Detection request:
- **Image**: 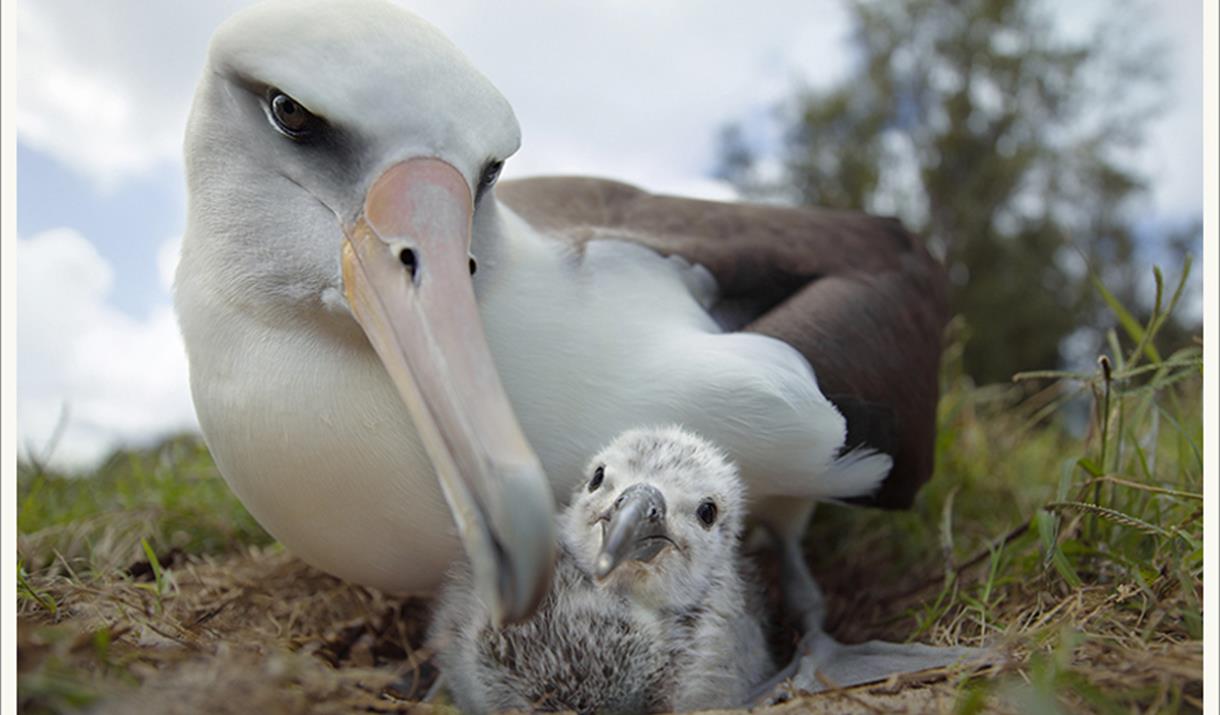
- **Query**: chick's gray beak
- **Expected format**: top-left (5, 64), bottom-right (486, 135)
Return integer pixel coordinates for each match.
top-left (595, 483), bottom-right (670, 578)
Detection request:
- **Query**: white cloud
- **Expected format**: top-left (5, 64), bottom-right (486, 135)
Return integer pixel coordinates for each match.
top-left (1138, 3), bottom-right (1203, 220)
top-left (1048, 1), bottom-right (1202, 221)
top-left (16, 0), bottom-right (248, 188)
top-left (421, 0), bottom-right (854, 197)
top-left (17, 229), bottom-right (197, 470)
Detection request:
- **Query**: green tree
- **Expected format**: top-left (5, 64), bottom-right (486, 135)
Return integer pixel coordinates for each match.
top-left (718, 0), bottom-right (1178, 384)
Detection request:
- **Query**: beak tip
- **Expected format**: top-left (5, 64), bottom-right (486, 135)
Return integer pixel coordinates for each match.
top-left (595, 554), bottom-right (614, 578)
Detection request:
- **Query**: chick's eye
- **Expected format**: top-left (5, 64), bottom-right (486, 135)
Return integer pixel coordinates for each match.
top-left (268, 90), bottom-right (317, 138)
top-left (479, 160), bottom-right (503, 189)
top-left (588, 465), bottom-right (605, 492)
top-left (696, 500), bottom-right (718, 527)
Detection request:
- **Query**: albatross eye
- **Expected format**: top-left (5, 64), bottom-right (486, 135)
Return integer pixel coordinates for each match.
top-left (588, 465), bottom-right (605, 492)
top-left (696, 500), bottom-right (718, 527)
top-left (268, 90), bottom-right (318, 139)
top-left (479, 160), bottom-right (503, 190)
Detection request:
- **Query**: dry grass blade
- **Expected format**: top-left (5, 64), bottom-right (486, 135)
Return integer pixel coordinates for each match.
top-left (1043, 501), bottom-right (1178, 540)
top-left (1080, 475), bottom-right (1202, 501)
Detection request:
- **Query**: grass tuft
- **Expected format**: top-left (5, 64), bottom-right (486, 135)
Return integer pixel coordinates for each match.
top-left (17, 434), bottom-right (272, 579)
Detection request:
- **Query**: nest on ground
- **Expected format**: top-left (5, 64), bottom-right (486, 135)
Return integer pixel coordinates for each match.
top-left (18, 543), bottom-right (1201, 714)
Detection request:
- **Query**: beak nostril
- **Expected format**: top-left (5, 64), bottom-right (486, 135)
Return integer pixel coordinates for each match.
top-left (469, 257), bottom-right (478, 275)
top-left (398, 247), bottom-right (417, 276)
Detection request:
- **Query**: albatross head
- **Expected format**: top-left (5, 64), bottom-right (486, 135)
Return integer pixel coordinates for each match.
top-left (179, 0), bottom-right (553, 624)
top-left (562, 427), bottom-right (748, 610)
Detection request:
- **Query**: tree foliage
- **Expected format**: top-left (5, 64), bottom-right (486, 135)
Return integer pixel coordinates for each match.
top-left (718, 0), bottom-right (1185, 384)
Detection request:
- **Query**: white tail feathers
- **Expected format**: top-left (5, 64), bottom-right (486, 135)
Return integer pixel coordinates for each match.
top-left (814, 448), bottom-right (893, 501)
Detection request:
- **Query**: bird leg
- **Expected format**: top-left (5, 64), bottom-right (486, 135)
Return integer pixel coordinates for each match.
top-left (748, 500), bottom-right (990, 705)
top-left (777, 518), bottom-right (828, 634)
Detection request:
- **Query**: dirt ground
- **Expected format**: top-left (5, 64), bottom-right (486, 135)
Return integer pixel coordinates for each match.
top-left (18, 532), bottom-right (1202, 714)
top-left (18, 545), bottom-right (1019, 714)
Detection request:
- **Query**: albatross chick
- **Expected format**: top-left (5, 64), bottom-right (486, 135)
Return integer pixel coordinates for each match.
top-left (430, 426), bottom-right (771, 713)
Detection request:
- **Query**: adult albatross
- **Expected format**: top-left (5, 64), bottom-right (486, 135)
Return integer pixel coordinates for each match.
top-left (177, 0), bottom-right (955, 689)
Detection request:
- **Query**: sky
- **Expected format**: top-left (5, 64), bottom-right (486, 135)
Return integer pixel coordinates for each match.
top-left (14, 0), bottom-right (1205, 469)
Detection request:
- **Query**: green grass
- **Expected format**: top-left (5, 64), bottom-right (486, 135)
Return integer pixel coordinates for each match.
top-left (16, 261), bottom-right (1203, 713)
top-left (17, 434), bottom-right (272, 578)
top-left (809, 260), bottom-right (1203, 712)
top-left (17, 437), bottom-right (276, 713)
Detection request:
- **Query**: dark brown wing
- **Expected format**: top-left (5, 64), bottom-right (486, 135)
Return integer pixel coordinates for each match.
top-left (496, 177), bottom-right (948, 509)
